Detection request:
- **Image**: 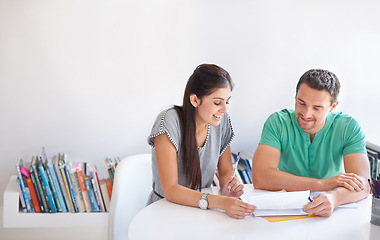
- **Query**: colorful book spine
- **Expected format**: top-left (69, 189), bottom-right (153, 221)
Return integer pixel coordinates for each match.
top-left (55, 154), bottom-right (71, 212)
top-left (38, 159), bottom-right (57, 213)
top-left (31, 157), bottom-right (48, 213)
top-left (91, 177), bottom-right (104, 212)
top-left (49, 163), bottom-right (68, 212)
top-left (103, 158), bottom-right (115, 184)
top-left (99, 179), bottom-right (110, 211)
top-left (21, 175), bottom-right (35, 212)
top-left (29, 167), bottom-right (44, 213)
top-left (86, 178), bottom-right (99, 212)
top-left (22, 168), bottom-right (41, 213)
top-left (16, 162), bottom-right (31, 213)
top-left (58, 160), bottom-right (75, 213)
top-left (243, 159), bottom-right (253, 184)
top-left (238, 169), bottom-right (249, 184)
top-left (105, 178), bottom-right (113, 199)
top-left (45, 165), bottom-right (63, 212)
top-left (76, 165), bottom-right (92, 212)
top-left (63, 165), bottom-right (79, 212)
top-left (88, 165), bottom-right (106, 212)
top-left (16, 176), bottom-right (27, 213)
top-left (69, 167), bottom-right (85, 212)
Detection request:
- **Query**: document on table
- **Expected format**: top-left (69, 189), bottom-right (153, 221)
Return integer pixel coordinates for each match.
top-left (240, 190), bottom-right (310, 217)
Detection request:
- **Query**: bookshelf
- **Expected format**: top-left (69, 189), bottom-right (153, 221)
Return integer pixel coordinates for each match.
top-left (3, 175), bottom-right (108, 228)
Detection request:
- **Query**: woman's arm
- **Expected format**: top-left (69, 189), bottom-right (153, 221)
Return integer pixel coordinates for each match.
top-left (154, 133), bottom-right (202, 206)
top-left (154, 133), bottom-right (255, 219)
top-left (217, 146), bottom-right (244, 197)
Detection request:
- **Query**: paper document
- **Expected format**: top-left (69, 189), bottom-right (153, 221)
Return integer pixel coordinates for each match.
top-left (240, 190), bottom-right (310, 217)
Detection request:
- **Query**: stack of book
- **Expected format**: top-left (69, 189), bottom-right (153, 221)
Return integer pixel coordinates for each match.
top-left (102, 156), bottom-right (120, 186)
top-left (16, 147), bottom-right (116, 213)
top-left (367, 146), bottom-right (380, 181)
top-left (212, 151), bottom-right (253, 187)
top-left (232, 151), bottom-right (253, 184)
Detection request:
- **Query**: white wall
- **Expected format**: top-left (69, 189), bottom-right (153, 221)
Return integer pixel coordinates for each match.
top-left (1, 0), bottom-right (380, 207)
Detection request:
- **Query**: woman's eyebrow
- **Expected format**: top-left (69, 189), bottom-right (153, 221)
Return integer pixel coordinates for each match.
top-left (213, 96), bottom-right (231, 101)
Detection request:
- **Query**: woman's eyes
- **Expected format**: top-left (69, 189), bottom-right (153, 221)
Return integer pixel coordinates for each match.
top-left (214, 101), bottom-right (230, 106)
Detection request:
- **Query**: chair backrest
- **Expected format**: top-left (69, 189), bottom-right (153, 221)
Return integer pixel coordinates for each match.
top-left (107, 153), bottom-right (152, 240)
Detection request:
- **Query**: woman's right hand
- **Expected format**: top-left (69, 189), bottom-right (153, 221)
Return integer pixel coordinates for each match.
top-left (222, 197), bottom-right (256, 219)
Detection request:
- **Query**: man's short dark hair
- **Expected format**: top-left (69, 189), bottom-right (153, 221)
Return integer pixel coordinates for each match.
top-left (296, 69), bottom-right (341, 105)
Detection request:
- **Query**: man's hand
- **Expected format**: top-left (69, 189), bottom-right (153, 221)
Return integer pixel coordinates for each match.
top-left (302, 193), bottom-right (337, 217)
top-left (320, 173), bottom-right (365, 192)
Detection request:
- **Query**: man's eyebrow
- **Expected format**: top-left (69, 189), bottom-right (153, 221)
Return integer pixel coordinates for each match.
top-left (296, 97), bottom-right (305, 103)
top-left (313, 105), bottom-right (324, 109)
top-left (297, 97), bottom-right (324, 108)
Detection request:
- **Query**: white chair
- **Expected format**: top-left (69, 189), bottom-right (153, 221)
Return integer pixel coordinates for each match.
top-left (107, 153), bottom-right (152, 240)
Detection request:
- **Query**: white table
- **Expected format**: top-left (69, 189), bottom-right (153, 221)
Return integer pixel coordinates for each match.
top-left (129, 185), bottom-right (380, 240)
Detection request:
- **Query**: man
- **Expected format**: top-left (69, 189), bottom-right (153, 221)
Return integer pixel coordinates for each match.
top-left (252, 69), bottom-right (370, 217)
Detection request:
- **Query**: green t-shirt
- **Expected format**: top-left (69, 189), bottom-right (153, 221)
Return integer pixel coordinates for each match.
top-left (259, 109), bottom-right (366, 179)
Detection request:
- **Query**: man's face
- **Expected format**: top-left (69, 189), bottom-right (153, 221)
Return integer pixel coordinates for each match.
top-left (295, 83), bottom-right (338, 136)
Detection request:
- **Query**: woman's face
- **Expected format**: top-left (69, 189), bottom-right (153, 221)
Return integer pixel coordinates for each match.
top-left (192, 87), bottom-right (231, 127)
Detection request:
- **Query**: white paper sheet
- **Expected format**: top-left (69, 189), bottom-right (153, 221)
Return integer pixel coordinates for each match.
top-left (240, 190), bottom-right (310, 216)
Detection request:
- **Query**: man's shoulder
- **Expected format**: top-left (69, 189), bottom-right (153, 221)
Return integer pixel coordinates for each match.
top-left (267, 109), bottom-right (294, 122)
top-left (328, 111), bottom-right (360, 126)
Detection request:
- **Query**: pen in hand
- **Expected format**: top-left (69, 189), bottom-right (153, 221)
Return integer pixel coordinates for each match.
top-left (229, 152), bottom-right (241, 192)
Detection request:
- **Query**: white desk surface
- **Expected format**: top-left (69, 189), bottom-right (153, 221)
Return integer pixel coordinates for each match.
top-left (129, 185), bottom-right (380, 240)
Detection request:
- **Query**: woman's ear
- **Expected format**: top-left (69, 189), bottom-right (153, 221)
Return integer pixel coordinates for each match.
top-left (190, 94), bottom-right (199, 108)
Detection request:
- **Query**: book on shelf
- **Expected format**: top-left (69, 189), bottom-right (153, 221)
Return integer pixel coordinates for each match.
top-left (21, 166), bottom-right (41, 213)
top-left (103, 157), bottom-right (116, 185)
top-left (242, 158), bottom-right (252, 183)
top-left (29, 164), bottom-right (44, 213)
top-left (99, 179), bottom-right (110, 211)
top-left (31, 156), bottom-right (48, 213)
top-left (58, 154), bottom-right (76, 212)
top-left (232, 151), bottom-right (253, 184)
top-left (16, 176), bottom-right (26, 212)
top-left (62, 159), bottom-right (79, 212)
top-left (76, 162), bottom-right (92, 212)
top-left (40, 148), bottom-right (64, 212)
top-left (68, 163), bottom-right (86, 212)
top-left (367, 149), bottom-right (379, 180)
top-left (86, 177), bottom-right (100, 212)
top-left (88, 163), bottom-right (106, 212)
top-left (105, 178), bottom-right (113, 199)
top-left (14, 147), bottom-right (117, 213)
top-left (212, 171), bottom-right (220, 187)
top-left (16, 159), bottom-right (33, 213)
top-left (38, 155), bottom-right (57, 213)
top-left (46, 156), bottom-right (68, 212)
top-left (55, 154), bottom-right (73, 212)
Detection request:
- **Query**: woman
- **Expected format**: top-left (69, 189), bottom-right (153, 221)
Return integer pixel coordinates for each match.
top-left (147, 64), bottom-right (255, 219)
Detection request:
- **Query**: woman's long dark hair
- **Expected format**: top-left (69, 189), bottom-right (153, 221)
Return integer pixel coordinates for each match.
top-left (174, 64), bottom-right (233, 190)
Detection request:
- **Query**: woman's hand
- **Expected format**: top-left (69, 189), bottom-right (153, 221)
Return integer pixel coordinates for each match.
top-left (221, 176), bottom-right (244, 198)
top-left (222, 197), bottom-right (256, 219)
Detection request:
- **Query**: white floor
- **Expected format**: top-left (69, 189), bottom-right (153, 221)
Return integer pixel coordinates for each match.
top-left (1, 206), bottom-right (107, 240)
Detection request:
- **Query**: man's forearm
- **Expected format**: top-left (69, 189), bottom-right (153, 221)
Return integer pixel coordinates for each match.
top-left (253, 168), bottom-right (324, 192)
top-left (328, 179), bottom-right (370, 207)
